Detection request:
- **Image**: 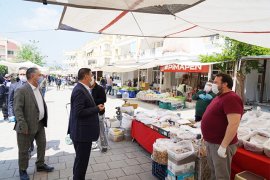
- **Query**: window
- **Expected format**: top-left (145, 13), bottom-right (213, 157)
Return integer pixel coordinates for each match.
top-left (7, 50), bottom-right (14, 55)
top-left (88, 59), bottom-right (96, 65)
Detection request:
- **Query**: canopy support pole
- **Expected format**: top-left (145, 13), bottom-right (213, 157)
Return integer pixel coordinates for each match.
top-left (260, 59), bottom-right (267, 103)
top-left (159, 70), bottom-right (162, 93)
top-left (137, 69), bottom-right (140, 89)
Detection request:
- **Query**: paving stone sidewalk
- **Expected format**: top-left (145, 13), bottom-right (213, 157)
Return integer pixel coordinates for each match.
top-left (0, 86), bottom-right (158, 180)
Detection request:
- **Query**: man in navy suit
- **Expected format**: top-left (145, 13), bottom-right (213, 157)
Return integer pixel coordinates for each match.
top-left (68, 68), bottom-right (104, 180)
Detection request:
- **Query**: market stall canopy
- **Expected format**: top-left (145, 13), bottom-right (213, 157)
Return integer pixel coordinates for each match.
top-left (28, 0), bottom-right (270, 48)
top-left (0, 61), bottom-right (48, 74)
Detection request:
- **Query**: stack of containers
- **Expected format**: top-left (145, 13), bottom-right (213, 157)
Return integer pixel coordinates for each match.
top-left (166, 140), bottom-right (196, 180)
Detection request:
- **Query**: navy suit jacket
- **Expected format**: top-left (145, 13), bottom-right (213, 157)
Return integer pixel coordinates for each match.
top-left (68, 83), bottom-right (100, 142)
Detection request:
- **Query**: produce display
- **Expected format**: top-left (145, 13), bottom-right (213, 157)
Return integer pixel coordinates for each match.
top-left (136, 90), bottom-right (171, 101)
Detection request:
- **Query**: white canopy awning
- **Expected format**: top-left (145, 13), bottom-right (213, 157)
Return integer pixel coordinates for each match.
top-left (39, 0), bottom-right (270, 48)
top-left (0, 61), bottom-right (48, 74)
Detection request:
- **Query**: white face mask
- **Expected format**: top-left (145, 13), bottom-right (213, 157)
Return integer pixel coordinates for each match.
top-left (212, 84), bottom-right (219, 94)
top-left (19, 75), bottom-right (27, 82)
top-left (90, 78), bottom-right (95, 87)
top-left (204, 84), bottom-right (212, 93)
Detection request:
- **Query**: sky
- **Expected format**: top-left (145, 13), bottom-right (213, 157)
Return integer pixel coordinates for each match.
top-left (0, 0), bottom-right (99, 67)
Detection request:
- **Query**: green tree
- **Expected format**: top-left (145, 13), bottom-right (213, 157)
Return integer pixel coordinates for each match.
top-left (16, 43), bottom-right (45, 66)
top-left (200, 38), bottom-right (270, 102)
top-left (0, 65), bottom-right (8, 76)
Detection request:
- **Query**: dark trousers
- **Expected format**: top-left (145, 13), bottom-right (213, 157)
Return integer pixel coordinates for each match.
top-left (17, 122), bottom-right (46, 170)
top-left (0, 94), bottom-right (8, 118)
top-left (73, 141), bottom-right (92, 180)
top-left (106, 86), bottom-right (112, 95)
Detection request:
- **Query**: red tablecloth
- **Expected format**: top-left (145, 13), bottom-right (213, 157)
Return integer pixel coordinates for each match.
top-left (232, 147), bottom-right (270, 179)
top-left (131, 120), bottom-right (166, 153)
top-left (131, 120), bottom-right (270, 179)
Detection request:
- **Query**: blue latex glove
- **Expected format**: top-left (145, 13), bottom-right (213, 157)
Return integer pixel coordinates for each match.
top-left (199, 94), bottom-right (206, 100)
top-left (205, 94), bottom-right (213, 100)
top-left (8, 116), bottom-right (16, 122)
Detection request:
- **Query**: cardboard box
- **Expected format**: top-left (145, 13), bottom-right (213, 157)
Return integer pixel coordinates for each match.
top-left (235, 171), bottom-right (266, 180)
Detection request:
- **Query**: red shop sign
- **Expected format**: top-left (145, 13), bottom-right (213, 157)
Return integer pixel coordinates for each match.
top-left (160, 64), bottom-right (209, 73)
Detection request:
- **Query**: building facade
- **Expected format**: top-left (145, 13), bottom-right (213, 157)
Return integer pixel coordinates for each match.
top-left (0, 38), bottom-right (21, 62)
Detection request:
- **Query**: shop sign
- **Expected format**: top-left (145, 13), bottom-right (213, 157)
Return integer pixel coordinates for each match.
top-left (160, 64), bottom-right (209, 73)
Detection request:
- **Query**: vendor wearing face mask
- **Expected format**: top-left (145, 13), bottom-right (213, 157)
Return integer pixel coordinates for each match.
top-left (201, 73), bottom-right (243, 180)
top-left (192, 81), bottom-right (216, 122)
top-left (8, 67), bottom-right (28, 122)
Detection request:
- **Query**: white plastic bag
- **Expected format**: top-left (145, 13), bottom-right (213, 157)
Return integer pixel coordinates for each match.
top-left (121, 113), bottom-right (133, 129)
top-left (243, 131), bottom-right (270, 154)
top-left (263, 139), bottom-right (270, 157)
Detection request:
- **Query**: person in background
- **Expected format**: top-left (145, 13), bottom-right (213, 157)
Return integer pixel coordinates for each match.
top-left (61, 77), bottom-right (66, 89)
top-left (100, 77), bottom-right (106, 89)
top-left (2, 74), bottom-right (11, 121)
top-left (14, 68), bottom-right (54, 180)
top-left (106, 76), bottom-right (113, 95)
top-left (201, 73), bottom-right (243, 180)
top-left (90, 76), bottom-right (107, 150)
top-left (56, 77), bottom-right (62, 91)
top-left (8, 67), bottom-right (28, 123)
top-left (128, 80), bottom-right (132, 87)
top-left (39, 74), bottom-right (47, 97)
top-left (48, 75), bottom-right (52, 86)
top-left (68, 68), bottom-right (104, 180)
top-left (0, 76), bottom-right (6, 121)
top-left (192, 81), bottom-right (215, 122)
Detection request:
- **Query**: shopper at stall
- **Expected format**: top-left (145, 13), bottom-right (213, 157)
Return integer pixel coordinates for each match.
top-left (90, 76), bottom-right (107, 150)
top-left (201, 73), bottom-right (243, 180)
top-left (14, 68), bottom-right (54, 180)
top-left (106, 76), bottom-right (113, 95)
top-left (68, 68), bottom-right (104, 180)
top-left (192, 81), bottom-right (215, 122)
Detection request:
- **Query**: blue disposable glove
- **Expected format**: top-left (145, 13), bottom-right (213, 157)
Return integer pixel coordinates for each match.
top-left (199, 94), bottom-right (206, 100)
top-left (8, 116), bottom-right (16, 122)
top-left (205, 94), bottom-right (213, 100)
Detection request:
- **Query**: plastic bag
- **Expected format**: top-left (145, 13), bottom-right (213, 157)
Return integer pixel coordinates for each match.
top-left (237, 127), bottom-right (252, 147)
top-left (152, 138), bottom-right (174, 165)
top-left (65, 134), bottom-right (73, 145)
top-left (263, 139), bottom-right (270, 157)
top-left (121, 113), bottom-right (133, 129)
top-left (243, 131), bottom-right (270, 154)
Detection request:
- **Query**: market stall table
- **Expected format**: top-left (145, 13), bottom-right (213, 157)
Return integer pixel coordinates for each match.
top-left (131, 119), bottom-right (270, 179)
top-left (131, 120), bottom-right (166, 153)
top-left (231, 147), bottom-right (270, 179)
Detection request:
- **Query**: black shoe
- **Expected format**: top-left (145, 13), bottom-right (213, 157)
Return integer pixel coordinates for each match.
top-left (19, 170), bottom-right (29, 180)
top-left (36, 164), bottom-right (54, 172)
